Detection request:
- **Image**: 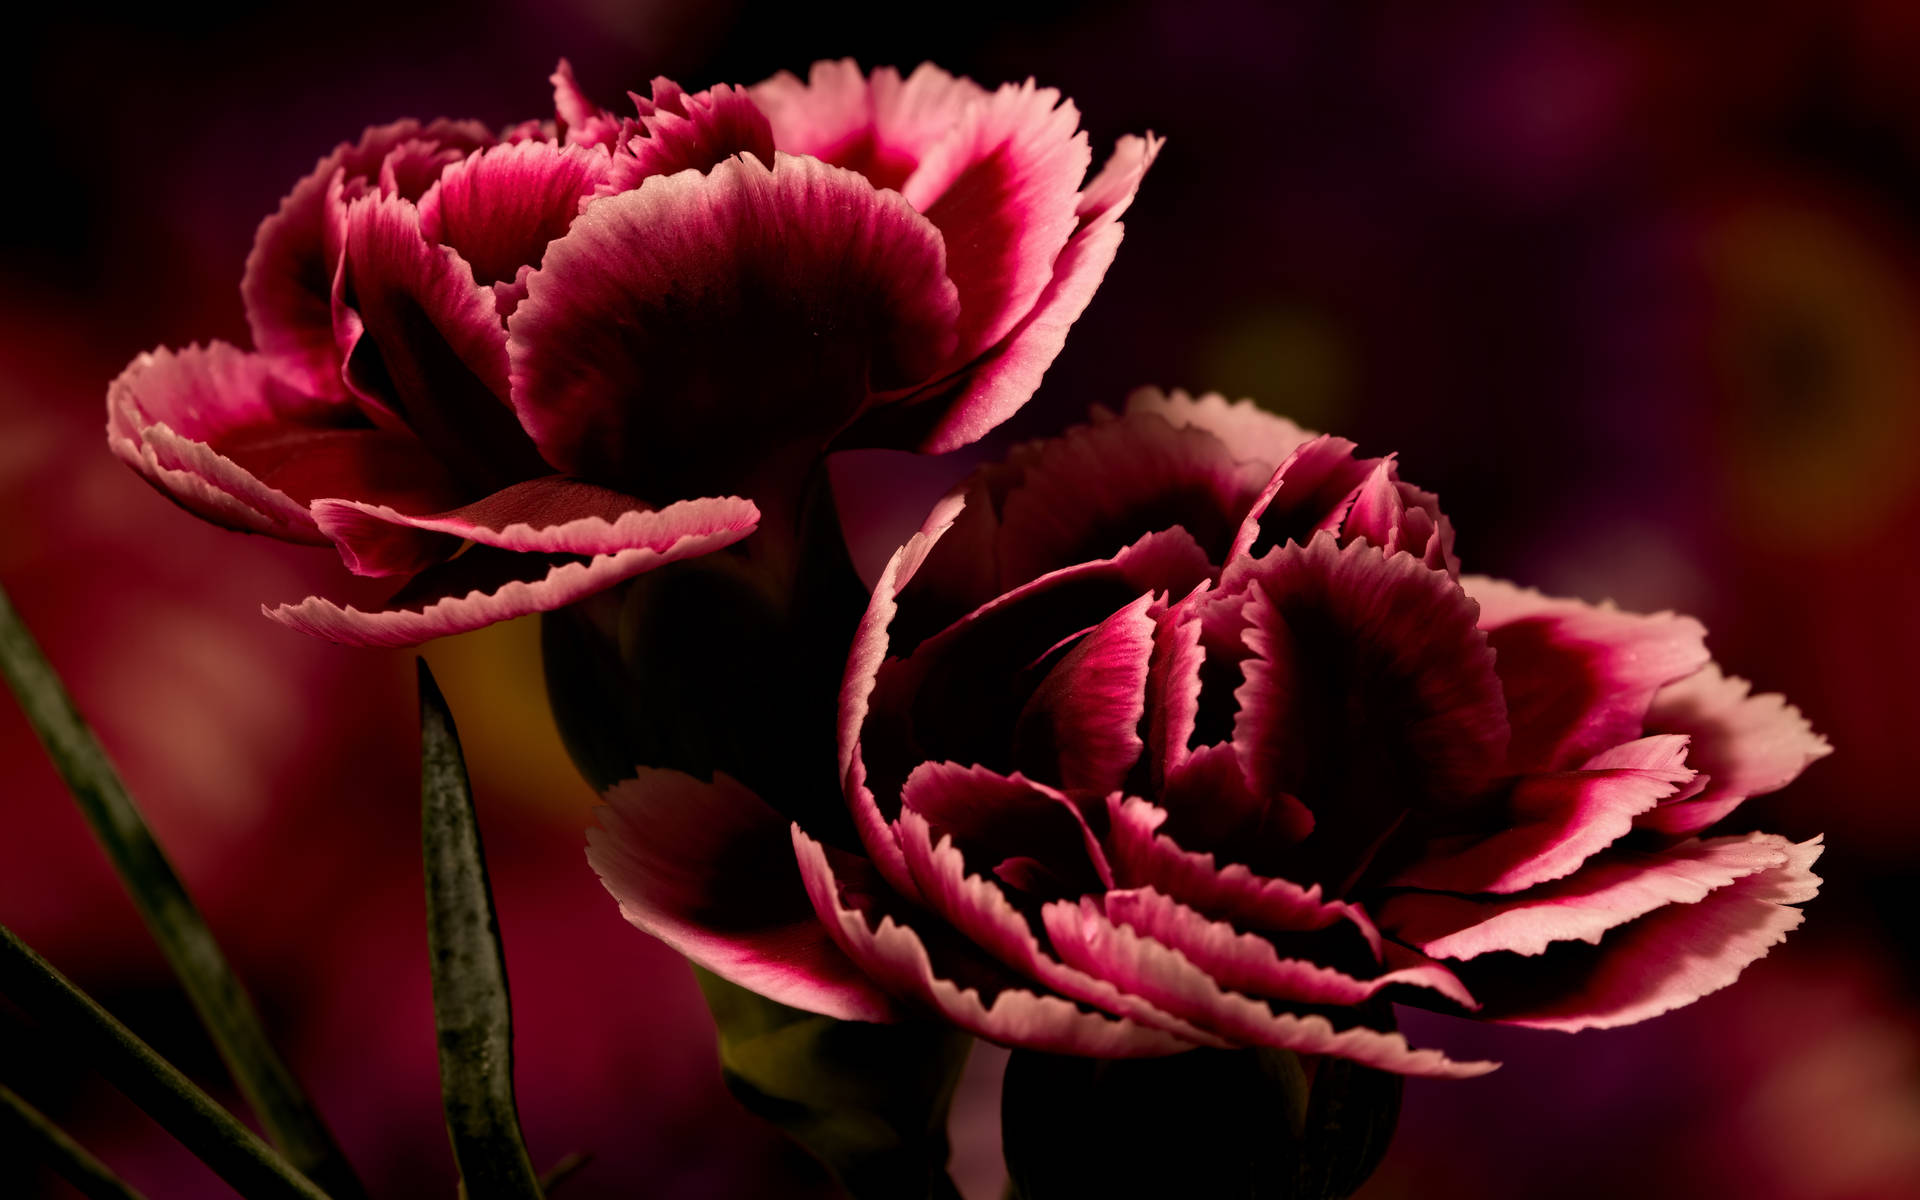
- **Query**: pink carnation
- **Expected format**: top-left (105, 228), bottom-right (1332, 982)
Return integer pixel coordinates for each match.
top-left (106, 60), bottom-right (1154, 647)
top-left (590, 390), bottom-right (1829, 1076)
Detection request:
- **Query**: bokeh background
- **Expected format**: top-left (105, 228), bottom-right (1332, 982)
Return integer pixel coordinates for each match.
top-left (5, 1), bottom-right (1918, 1195)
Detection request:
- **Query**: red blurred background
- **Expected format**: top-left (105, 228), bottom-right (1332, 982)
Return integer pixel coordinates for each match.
top-left (5, 2), bottom-right (1917, 1195)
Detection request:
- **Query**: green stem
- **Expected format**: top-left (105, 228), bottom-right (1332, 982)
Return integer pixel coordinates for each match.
top-left (0, 925), bottom-right (328, 1200)
top-left (419, 661), bottom-right (543, 1200)
top-left (0, 1080), bottom-right (149, 1200)
top-left (0, 584), bottom-right (363, 1200)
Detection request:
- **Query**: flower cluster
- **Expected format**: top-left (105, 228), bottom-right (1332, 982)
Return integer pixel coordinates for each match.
top-left (107, 60), bottom-right (1154, 647)
top-left (591, 390), bottom-right (1828, 1074)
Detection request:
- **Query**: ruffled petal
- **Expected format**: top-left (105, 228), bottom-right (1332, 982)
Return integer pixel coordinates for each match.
top-left (1158, 741), bottom-right (1314, 868)
top-left (1639, 663), bottom-right (1834, 834)
top-left (1013, 592), bottom-right (1156, 795)
top-left (550, 58), bottom-right (625, 149)
top-left (507, 153), bottom-right (959, 490)
top-left (337, 191), bottom-right (547, 487)
top-left (1466, 575), bottom-right (1712, 773)
top-left (1122, 387), bottom-right (1316, 473)
top-left (1222, 435), bottom-right (1376, 569)
top-left (311, 481), bottom-right (754, 577)
top-left (418, 141), bottom-right (612, 286)
top-left (266, 498), bottom-right (756, 647)
top-left (894, 812), bottom-right (1219, 1044)
top-left (752, 60), bottom-right (989, 193)
top-left (1379, 832), bottom-right (1803, 961)
top-left (1391, 735), bottom-right (1695, 894)
top-left (1466, 837), bottom-right (1823, 1031)
top-left (1100, 887), bottom-right (1477, 1010)
top-left (243, 117), bottom-right (492, 395)
top-left (587, 769), bottom-right (899, 1021)
top-left (106, 341), bottom-right (463, 543)
top-left (899, 763), bottom-right (1111, 897)
top-left (1042, 900), bottom-right (1497, 1078)
top-left (1105, 796), bottom-right (1381, 950)
top-left (793, 826), bottom-right (1191, 1056)
top-left (608, 84), bottom-right (777, 187)
top-left (901, 81), bottom-right (1090, 368)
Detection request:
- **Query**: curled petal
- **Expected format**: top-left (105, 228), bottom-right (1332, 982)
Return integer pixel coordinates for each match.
top-left (900, 763), bottom-right (1111, 896)
top-left (1639, 663), bottom-right (1834, 834)
top-left (610, 84), bottom-right (777, 186)
top-left (895, 813), bottom-right (1219, 1043)
top-left (418, 141), bottom-right (612, 286)
top-left (508, 153), bottom-right (959, 489)
top-left (1014, 592), bottom-right (1157, 795)
top-left (588, 770), bottom-right (898, 1021)
top-left (1379, 832), bottom-right (1803, 961)
top-left (1100, 887), bottom-right (1477, 1010)
top-left (1222, 435), bottom-right (1375, 568)
top-left (1466, 575), bottom-right (1711, 773)
top-left (243, 117), bottom-right (491, 394)
top-left (551, 58), bottom-right (625, 149)
top-left (1391, 736), bottom-right (1696, 894)
top-left (1467, 837), bottom-right (1823, 1031)
top-left (1042, 901), bottom-right (1497, 1078)
top-left (793, 826), bottom-right (1191, 1057)
top-left (312, 481), bottom-right (754, 578)
top-left (266, 499), bottom-right (756, 647)
top-left (903, 81), bottom-right (1090, 367)
top-left (752, 60), bottom-right (989, 192)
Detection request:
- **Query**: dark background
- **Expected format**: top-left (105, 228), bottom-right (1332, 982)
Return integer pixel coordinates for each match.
top-left (5, 2), bottom-right (1918, 1195)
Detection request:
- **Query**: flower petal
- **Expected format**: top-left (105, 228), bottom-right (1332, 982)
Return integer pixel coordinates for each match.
top-left (106, 341), bottom-right (463, 543)
top-left (1042, 900), bottom-right (1497, 1078)
top-left (899, 763), bottom-right (1111, 897)
top-left (1013, 592), bottom-right (1157, 795)
top-left (1378, 832), bottom-right (1801, 961)
top-left (266, 499), bottom-right (756, 647)
top-left (1465, 836), bottom-right (1823, 1031)
top-left (1391, 735), bottom-right (1696, 894)
top-left (609, 84), bottom-right (777, 187)
top-left (1122, 387), bottom-right (1316, 472)
top-left (1466, 575), bottom-right (1712, 773)
top-left (311, 481), bottom-right (755, 578)
top-left (1639, 663), bottom-right (1834, 834)
top-left (587, 769), bottom-right (899, 1021)
top-left (752, 60), bottom-right (989, 193)
top-left (550, 58), bottom-right (625, 149)
top-left (338, 191), bottom-right (547, 487)
top-left (793, 826), bottom-right (1190, 1056)
top-left (243, 117), bottom-right (492, 395)
top-left (902, 81), bottom-right (1090, 368)
top-left (1100, 887), bottom-right (1477, 1010)
top-left (508, 153), bottom-right (959, 490)
top-left (418, 141), bottom-right (612, 286)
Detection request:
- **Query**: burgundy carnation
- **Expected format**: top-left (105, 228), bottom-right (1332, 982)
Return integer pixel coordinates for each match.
top-left (106, 60), bottom-right (1154, 647)
top-left (590, 390), bottom-right (1828, 1075)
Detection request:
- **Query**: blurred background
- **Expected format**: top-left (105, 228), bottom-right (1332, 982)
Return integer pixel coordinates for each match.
top-left (4, 1), bottom-right (1917, 1195)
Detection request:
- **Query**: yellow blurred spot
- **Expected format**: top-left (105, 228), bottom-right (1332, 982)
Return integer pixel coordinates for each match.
top-left (1192, 302), bottom-right (1352, 430)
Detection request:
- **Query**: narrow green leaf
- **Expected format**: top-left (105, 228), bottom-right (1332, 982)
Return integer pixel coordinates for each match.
top-left (536, 1152), bottom-right (591, 1194)
top-left (418, 661), bottom-right (542, 1200)
top-left (0, 584), bottom-right (364, 1200)
top-left (696, 968), bottom-right (971, 1199)
top-left (0, 1081), bottom-right (149, 1200)
top-left (0, 924), bottom-right (328, 1200)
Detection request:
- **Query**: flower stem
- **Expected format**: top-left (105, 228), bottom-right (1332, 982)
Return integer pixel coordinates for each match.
top-left (0, 924), bottom-right (328, 1200)
top-left (0, 1081), bottom-right (148, 1200)
top-left (0, 584), bottom-right (365, 1200)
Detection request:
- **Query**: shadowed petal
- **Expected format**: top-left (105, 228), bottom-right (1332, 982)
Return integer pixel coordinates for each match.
top-left (266, 503), bottom-right (755, 647)
top-left (1042, 900), bottom-right (1497, 1078)
top-left (1468, 837), bottom-right (1823, 1031)
top-left (900, 763), bottom-right (1111, 897)
top-left (588, 769), bottom-right (899, 1021)
top-left (1122, 387), bottom-right (1316, 472)
top-left (1467, 575), bottom-right (1711, 773)
top-left (508, 153), bottom-right (959, 490)
top-left (1013, 592), bottom-right (1156, 795)
top-left (1391, 736), bottom-right (1695, 894)
top-left (1639, 663), bottom-right (1834, 834)
top-left (1379, 832), bottom-right (1800, 961)
top-left (793, 826), bottom-right (1192, 1056)
top-left (609, 84), bottom-right (777, 187)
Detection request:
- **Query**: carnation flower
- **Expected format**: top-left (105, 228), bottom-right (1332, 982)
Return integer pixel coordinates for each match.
top-left (106, 60), bottom-right (1154, 647)
top-left (590, 390), bottom-right (1828, 1076)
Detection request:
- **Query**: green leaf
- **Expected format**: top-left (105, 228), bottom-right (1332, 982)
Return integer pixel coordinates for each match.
top-left (0, 1081), bottom-right (149, 1200)
top-left (0, 924), bottom-right (328, 1200)
top-left (0, 584), bottom-right (364, 1199)
top-left (418, 661), bottom-right (543, 1200)
top-left (1002, 1046), bottom-right (1402, 1200)
top-left (696, 968), bottom-right (971, 1200)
